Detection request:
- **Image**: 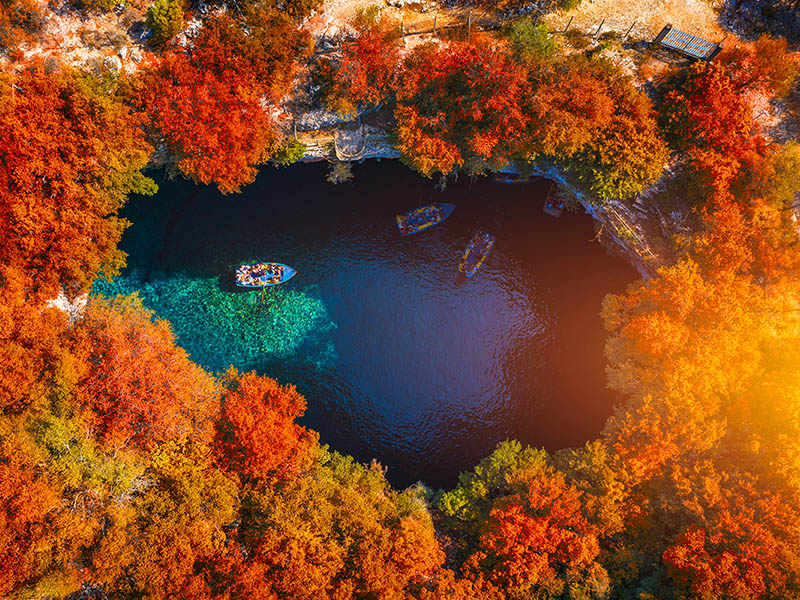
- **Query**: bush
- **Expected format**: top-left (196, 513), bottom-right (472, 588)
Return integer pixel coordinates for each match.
top-left (505, 19), bottom-right (559, 63)
top-left (271, 139), bottom-right (307, 166)
top-left (146, 0), bottom-right (184, 47)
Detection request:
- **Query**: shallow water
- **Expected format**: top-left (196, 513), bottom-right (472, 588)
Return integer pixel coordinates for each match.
top-left (98, 161), bottom-right (636, 489)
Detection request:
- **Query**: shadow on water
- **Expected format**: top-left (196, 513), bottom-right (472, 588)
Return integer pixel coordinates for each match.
top-left (97, 160), bottom-right (637, 489)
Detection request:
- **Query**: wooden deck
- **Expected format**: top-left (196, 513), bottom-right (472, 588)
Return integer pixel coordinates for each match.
top-left (653, 24), bottom-right (722, 61)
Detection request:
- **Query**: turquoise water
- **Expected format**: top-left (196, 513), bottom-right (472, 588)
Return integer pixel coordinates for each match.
top-left (97, 161), bottom-right (635, 488)
top-left (93, 271), bottom-right (336, 372)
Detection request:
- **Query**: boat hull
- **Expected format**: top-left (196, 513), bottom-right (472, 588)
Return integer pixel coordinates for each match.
top-left (459, 231), bottom-right (495, 278)
top-left (235, 262), bottom-right (297, 288)
top-left (396, 203), bottom-right (455, 236)
top-left (492, 172), bottom-right (531, 184)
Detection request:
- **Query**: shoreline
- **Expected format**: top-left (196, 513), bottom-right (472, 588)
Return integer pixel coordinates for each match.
top-left (294, 124), bottom-right (660, 278)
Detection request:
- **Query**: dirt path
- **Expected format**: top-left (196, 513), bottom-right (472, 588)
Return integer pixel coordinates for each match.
top-left (542, 0), bottom-right (725, 43)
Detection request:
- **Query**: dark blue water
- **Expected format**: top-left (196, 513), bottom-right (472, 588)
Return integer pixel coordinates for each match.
top-left (104, 161), bottom-right (635, 489)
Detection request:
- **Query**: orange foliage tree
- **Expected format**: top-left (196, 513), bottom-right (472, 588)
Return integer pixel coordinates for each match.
top-left (0, 268), bottom-right (67, 413)
top-left (0, 67), bottom-right (155, 300)
top-left (91, 437), bottom-right (238, 600)
top-left (233, 449), bottom-right (445, 600)
top-left (466, 472), bottom-right (607, 599)
top-left (70, 295), bottom-right (219, 450)
top-left (520, 55), bottom-right (615, 161)
top-left (659, 55), bottom-right (800, 278)
top-left (600, 249), bottom-right (800, 596)
top-left (136, 50), bottom-right (280, 194)
top-left (394, 41), bottom-right (529, 177)
top-left (0, 0), bottom-right (42, 49)
top-left (216, 369), bottom-right (317, 480)
top-left (662, 475), bottom-right (800, 600)
top-left (0, 424), bottom-right (59, 596)
top-left (661, 61), bottom-right (754, 159)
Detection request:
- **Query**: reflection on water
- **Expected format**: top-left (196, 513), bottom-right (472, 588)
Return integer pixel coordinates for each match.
top-left (103, 161), bottom-right (635, 489)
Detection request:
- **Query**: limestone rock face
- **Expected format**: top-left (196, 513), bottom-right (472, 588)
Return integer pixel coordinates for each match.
top-left (103, 55), bottom-right (122, 72)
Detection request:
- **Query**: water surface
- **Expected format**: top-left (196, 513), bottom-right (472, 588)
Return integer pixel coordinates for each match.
top-left (100, 161), bottom-right (635, 489)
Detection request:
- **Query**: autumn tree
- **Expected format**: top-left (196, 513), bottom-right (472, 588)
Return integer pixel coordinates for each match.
top-left (0, 0), bottom-right (42, 49)
top-left (191, 7), bottom-right (312, 99)
top-left (91, 438), bottom-right (238, 600)
top-left (0, 419), bottom-right (60, 596)
top-left (233, 447), bottom-right (445, 599)
top-left (70, 295), bottom-right (219, 450)
top-left (136, 8), bottom-right (309, 193)
top-left (659, 56), bottom-right (800, 278)
top-left (395, 41), bottom-right (530, 177)
top-left (136, 50), bottom-right (279, 193)
top-left (719, 35), bottom-right (800, 97)
top-left (439, 441), bottom-right (608, 598)
top-left (0, 269), bottom-right (67, 413)
top-left (465, 475), bottom-right (607, 599)
top-left (0, 67), bottom-right (155, 300)
top-left (564, 58), bottom-right (667, 199)
top-left (662, 473), bottom-right (800, 600)
top-left (216, 369), bottom-right (316, 481)
top-left (316, 7), bottom-right (402, 116)
top-left (660, 61), bottom-right (754, 158)
top-left (600, 252), bottom-right (800, 596)
top-left (519, 54), bottom-right (616, 161)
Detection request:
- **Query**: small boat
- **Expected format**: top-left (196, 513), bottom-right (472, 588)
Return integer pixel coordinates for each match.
top-left (459, 231), bottom-right (495, 278)
top-left (396, 203), bottom-right (455, 236)
top-left (543, 199), bottom-right (565, 217)
top-left (235, 262), bottom-right (296, 288)
top-left (492, 172), bottom-right (531, 184)
top-left (543, 181), bottom-right (565, 217)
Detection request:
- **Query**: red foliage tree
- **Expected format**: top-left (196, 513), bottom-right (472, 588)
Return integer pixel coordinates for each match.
top-left (465, 470), bottom-right (607, 598)
top-left (394, 41), bottom-right (529, 176)
top-left (661, 61), bottom-right (754, 159)
top-left (136, 8), bottom-right (309, 193)
top-left (136, 50), bottom-right (279, 194)
top-left (191, 8), bottom-right (311, 99)
top-left (663, 477), bottom-right (800, 600)
top-left (216, 369), bottom-right (316, 480)
top-left (317, 11), bottom-right (401, 115)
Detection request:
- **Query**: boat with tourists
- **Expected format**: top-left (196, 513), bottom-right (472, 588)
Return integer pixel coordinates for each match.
top-left (396, 203), bottom-right (455, 236)
top-left (235, 262), bottom-right (297, 288)
top-left (459, 231), bottom-right (495, 278)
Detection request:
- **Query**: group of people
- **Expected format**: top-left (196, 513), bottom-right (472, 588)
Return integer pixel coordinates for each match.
top-left (460, 231), bottom-right (495, 277)
top-left (236, 263), bottom-right (285, 287)
top-left (398, 204), bottom-right (443, 235)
